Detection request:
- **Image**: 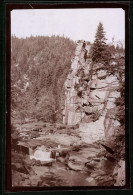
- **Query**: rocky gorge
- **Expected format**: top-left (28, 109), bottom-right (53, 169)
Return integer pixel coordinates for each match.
top-left (11, 40), bottom-right (125, 187)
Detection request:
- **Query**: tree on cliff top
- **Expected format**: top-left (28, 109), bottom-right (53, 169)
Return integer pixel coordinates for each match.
top-left (91, 22), bottom-right (111, 64)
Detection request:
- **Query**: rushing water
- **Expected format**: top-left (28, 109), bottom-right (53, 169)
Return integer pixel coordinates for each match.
top-left (13, 122), bottom-right (116, 187)
top-left (30, 150), bottom-right (52, 161)
top-left (12, 141), bottom-right (116, 187)
top-left (27, 144), bottom-right (115, 187)
top-left (31, 157), bottom-right (116, 187)
top-left (32, 161), bottom-right (92, 186)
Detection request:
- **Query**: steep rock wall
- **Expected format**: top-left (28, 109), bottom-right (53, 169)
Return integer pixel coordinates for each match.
top-left (63, 40), bottom-right (122, 143)
top-left (63, 41), bottom-right (91, 125)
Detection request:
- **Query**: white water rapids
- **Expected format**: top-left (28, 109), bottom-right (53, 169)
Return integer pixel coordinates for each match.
top-left (30, 147), bottom-right (52, 161)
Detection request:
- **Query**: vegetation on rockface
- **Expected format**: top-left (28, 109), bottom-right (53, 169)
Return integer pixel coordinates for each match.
top-left (74, 43), bottom-right (125, 126)
top-left (104, 40), bottom-right (125, 161)
top-left (91, 22), bottom-right (111, 65)
top-left (105, 63), bottom-right (125, 161)
top-left (72, 27), bottom-right (125, 163)
top-left (11, 35), bottom-right (76, 124)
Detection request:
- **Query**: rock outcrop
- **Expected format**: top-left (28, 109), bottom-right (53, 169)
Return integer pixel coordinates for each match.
top-left (63, 40), bottom-right (125, 186)
top-left (63, 40), bottom-right (124, 143)
top-left (63, 40), bottom-right (91, 126)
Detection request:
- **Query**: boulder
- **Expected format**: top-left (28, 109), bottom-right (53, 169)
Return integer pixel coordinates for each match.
top-left (97, 70), bottom-right (107, 79)
top-left (85, 177), bottom-right (97, 185)
top-left (56, 157), bottom-right (67, 163)
top-left (67, 159), bottom-right (85, 171)
top-left (41, 161), bottom-right (52, 166)
top-left (85, 163), bottom-right (95, 171)
top-left (14, 144), bottom-right (29, 155)
top-left (114, 160), bottom-right (125, 186)
top-left (12, 163), bottom-right (29, 174)
top-left (91, 169), bottom-right (106, 177)
top-left (29, 175), bottom-right (42, 186)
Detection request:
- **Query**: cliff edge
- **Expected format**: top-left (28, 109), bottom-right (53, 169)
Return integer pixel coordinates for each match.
top-left (63, 40), bottom-right (124, 145)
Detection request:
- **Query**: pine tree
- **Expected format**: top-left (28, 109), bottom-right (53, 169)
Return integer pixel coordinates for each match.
top-left (91, 22), bottom-right (111, 64)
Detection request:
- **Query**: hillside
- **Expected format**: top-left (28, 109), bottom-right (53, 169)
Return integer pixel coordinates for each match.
top-left (11, 35), bottom-right (76, 123)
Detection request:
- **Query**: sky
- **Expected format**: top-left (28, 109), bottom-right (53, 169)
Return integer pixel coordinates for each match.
top-left (11, 9), bottom-right (125, 44)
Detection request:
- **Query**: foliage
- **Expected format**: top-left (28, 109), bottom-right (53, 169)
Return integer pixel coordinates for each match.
top-left (91, 22), bottom-right (111, 65)
top-left (105, 52), bottom-right (125, 161)
top-left (11, 35), bottom-right (76, 123)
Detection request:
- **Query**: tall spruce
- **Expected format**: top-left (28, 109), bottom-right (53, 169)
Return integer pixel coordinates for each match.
top-left (92, 22), bottom-right (111, 64)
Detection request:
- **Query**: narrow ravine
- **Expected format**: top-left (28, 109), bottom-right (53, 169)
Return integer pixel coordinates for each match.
top-left (11, 40), bottom-right (125, 187)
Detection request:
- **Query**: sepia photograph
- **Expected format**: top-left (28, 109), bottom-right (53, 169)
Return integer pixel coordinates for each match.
top-left (9, 6), bottom-right (127, 189)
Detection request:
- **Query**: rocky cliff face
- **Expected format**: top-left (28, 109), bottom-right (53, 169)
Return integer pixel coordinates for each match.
top-left (63, 40), bottom-right (124, 144)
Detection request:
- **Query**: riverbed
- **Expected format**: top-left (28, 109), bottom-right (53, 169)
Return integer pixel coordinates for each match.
top-left (11, 121), bottom-right (117, 187)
